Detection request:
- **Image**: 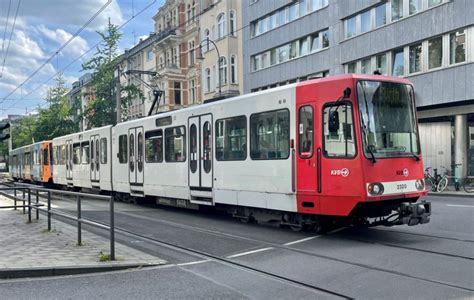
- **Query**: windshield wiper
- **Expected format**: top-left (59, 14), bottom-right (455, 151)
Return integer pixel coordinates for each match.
top-left (411, 153), bottom-right (420, 161)
top-left (367, 145), bottom-right (377, 163)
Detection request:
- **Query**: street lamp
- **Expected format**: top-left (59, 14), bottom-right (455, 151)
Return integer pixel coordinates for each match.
top-left (197, 37), bottom-right (222, 98)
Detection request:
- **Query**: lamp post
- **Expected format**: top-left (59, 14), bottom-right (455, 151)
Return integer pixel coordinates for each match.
top-left (198, 37), bottom-right (221, 98)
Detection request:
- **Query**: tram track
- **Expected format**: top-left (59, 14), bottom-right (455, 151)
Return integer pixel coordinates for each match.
top-left (2, 183), bottom-right (473, 293)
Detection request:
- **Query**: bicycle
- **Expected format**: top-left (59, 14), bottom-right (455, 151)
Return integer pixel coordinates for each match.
top-left (424, 167), bottom-right (448, 192)
top-left (463, 176), bottom-right (474, 193)
top-left (444, 164), bottom-right (462, 191)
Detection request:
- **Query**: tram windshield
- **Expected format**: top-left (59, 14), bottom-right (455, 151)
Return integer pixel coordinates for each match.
top-left (357, 80), bottom-right (420, 159)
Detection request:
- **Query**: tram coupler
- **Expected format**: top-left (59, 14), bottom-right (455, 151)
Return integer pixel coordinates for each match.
top-left (398, 201), bottom-right (431, 226)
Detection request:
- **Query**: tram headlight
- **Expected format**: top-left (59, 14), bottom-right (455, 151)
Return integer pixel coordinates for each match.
top-left (368, 183), bottom-right (384, 196)
top-left (415, 179), bottom-right (425, 191)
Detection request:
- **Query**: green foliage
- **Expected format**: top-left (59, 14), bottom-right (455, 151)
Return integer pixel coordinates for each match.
top-left (12, 116), bottom-right (37, 149)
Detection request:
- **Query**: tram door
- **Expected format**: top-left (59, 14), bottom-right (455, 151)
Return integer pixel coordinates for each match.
top-left (189, 114), bottom-right (213, 190)
top-left (90, 134), bottom-right (100, 183)
top-left (66, 140), bottom-right (73, 180)
top-left (128, 127), bottom-right (144, 186)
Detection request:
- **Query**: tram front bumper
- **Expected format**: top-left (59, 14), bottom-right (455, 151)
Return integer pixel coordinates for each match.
top-left (398, 201), bottom-right (431, 226)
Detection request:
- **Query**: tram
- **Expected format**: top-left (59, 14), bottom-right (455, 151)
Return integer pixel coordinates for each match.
top-left (10, 74), bottom-right (431, 231)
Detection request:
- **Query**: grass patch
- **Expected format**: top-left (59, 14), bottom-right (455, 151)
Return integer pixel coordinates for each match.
top-left (98, 251), bottom-right (112, 262)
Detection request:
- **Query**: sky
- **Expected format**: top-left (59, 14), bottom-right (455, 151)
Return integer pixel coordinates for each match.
top-left (0, 0), bottom-right (164, 119)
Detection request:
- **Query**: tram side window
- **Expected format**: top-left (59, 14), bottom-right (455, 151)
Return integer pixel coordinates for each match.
top-left (299, 106), bottom-right (313, 158)
top-left (43, 148), bottom-right (49, 165)
top-left (100, 138), bottom-right (107, 164)
top-left (165, 126), bottom-right (186, 162)
top-left (82, 142), bottom-right (90, 164)
top-left (73, 143), bottom-right (81, 164)
top-left (118, 134), bottom-right (127, 164)
top-left (215, 116), bottom-right (247, 161)
top-left (323, 103), bottom-right (356, 158)
top-left (60, 145), bottom-right (66, 165)
top-left (145, 130), bottom-right (163, 163)
top-left (250, 109), bottom-right (290, 160)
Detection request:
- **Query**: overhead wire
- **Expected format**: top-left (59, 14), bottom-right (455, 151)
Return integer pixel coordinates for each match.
top-left (2, 0), bottom-right (158, 112)
top-left (0, 0), bottom-right (21, 78)
top-left (0, 0), bottom-right (13, 61)
top-left (0, 0), bottom-right (113, 103)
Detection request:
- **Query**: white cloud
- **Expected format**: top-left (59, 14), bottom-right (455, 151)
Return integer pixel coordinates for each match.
top-left (36, 25), bottom-right (89, 57)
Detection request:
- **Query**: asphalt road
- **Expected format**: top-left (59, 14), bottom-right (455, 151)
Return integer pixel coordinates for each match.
top-left (1, 194), bottom-right (473, 299)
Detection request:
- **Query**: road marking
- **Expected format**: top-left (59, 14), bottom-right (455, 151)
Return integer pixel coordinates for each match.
top-left (226, 247), bottom-right (273, 259)
top-left (327, 227), bottom-right (347, 234)
top-left (283, 236), bottom-right (320, 246)
top-left (177, 260), bottom-right (210, 266)
top-left (446, 204), bottom-right (474, 208)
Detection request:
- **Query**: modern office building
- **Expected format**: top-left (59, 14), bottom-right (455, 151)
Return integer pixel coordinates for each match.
top-left (243, 0), bottom-right (474, 177)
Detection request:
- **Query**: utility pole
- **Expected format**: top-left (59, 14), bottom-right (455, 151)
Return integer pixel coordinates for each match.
top-left (115, 66), bottom-right (121, 124)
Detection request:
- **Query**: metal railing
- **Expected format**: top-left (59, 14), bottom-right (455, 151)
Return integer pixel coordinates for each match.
top-left (0, 183), bottom-right (115, 260)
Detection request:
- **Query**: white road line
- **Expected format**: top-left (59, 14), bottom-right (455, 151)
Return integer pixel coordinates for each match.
top-left (177, 260), bottom-right (210, 266)
top-left (446, 204), bottom-right (474, 208)
top-left (226, 247), bottom-right (274, 259)
top-left (283, 236), bottom-right (320, 246)
top-left (327, 227), bottom-right (347, 234)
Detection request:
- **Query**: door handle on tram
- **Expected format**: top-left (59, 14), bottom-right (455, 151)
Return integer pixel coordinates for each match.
top-left (317, 148), bottom-right (322, 194)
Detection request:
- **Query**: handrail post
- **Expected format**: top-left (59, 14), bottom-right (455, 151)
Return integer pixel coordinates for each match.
top-left (27, 189), bottom-right (31, 223)
top-left (110, 195), bottom-right (115, 260)
top-left (22, 189), bottom-right (25, 214)
top-left (47, 191), bottom-right (51, 231)
top-left (13, 188), bottom-right (17, 210)
top-left (77, 195), bottom-right (81, 246)
top-left (35, 189), bottom-right (39, 220)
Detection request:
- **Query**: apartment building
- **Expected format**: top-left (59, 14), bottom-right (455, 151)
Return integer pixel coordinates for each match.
top-left (67, 73), bottom-right (94, 131)
top-left (243, 0), bottom-right (474, 177)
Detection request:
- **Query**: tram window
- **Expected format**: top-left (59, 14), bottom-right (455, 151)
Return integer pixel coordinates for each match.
top-left (145, 130), bottom-right (163, 163)
top-left (73, 143), bottom-right (81, 164)
top-left (250, 109), bottom-right (290, 160)
top-left (43, 149), bottom-right (49, 165)
top-left (60, 145), bottom-right (66, 165)
top-left (299, 106), bottom-right (313, 158)
top-left (82, 142), bottom-right (90, 164)
top-left (323, 103), bottom-right (356, 158)
top-left (215, 116), bottom-right (247, 161)
top-left (118, 134), bottom-right (127, 164)
top-left (100, 138), bottom-right (107, 164)
top-left (165, 126), bottom-right (186, 162)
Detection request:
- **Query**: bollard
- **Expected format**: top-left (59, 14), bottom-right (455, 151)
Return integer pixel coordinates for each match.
top-left (22, 189), bottom-right (25, 214)
top-left (35, 190), bottom-right (39, 220)
top-left (13, 189), bottom-right (17, 210)
top-left (27, 189), bottom-right (31, 223)
top-left (110, 195), bottom-right (115, 260)
top-left (77, 195), bottom-right (82, 246)
top-left (47, 191), bottom-right (51, 231)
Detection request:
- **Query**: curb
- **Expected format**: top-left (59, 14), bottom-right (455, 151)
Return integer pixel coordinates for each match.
top-left (427, 192), bottom-right (473, 198)
top-left (0, 263), bottom-right (164, 279)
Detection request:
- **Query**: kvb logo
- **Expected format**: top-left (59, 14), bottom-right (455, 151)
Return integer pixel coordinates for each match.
top-left (330, 168), bottom-right (350, 177)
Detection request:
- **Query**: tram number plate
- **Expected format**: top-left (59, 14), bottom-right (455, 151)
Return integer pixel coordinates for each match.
top-left (396, 184), bottom-right (408, 191)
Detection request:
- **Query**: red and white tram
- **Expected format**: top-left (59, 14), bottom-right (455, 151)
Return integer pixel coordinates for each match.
top-left (10, 74), bottom-right (431, 231)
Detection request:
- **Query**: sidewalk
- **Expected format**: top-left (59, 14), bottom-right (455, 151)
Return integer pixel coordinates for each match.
top-left (0, 196), bottom-right (166, 279)
top-left (428, 187), bottom-right (473, 198)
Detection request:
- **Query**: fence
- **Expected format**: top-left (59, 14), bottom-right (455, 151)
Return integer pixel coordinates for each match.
top-left (0, 183), bottom-right (115, 260)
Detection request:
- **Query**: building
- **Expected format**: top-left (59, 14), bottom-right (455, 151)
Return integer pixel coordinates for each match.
top-left (67, 73), bottom-right (94, 131)
top-left (120, 34), bottom-right (158, 121)
top-left (243, 0), bottom-right (474, 178)
top-left (200, 0), bottom-right (243, 102)
top-left (152, 0), bottom-right (202, 112)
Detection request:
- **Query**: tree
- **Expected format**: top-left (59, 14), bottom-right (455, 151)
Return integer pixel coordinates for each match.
top-left (11, 116), bottom-right (37, 149)
top-left (82, 21), bottom-right (142, 128)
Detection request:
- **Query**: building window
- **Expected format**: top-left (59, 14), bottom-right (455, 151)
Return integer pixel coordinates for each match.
top-left (409, 0), bottom-right (422, 15)
top-left (145, 130), bottom-right (163, 163)
top-left (205, 68), bottom-right (211, 93)
top-left (300, 37), bottom-right (309, 56)
top-left (165, 126), bottom-right (186, 162)
top-left (219, 56), bottom-right (227, 85)
top-left (346, 16), bottom-right (356, 38)
top-left (188, 40), bottom-right (195, 66)
top-left (230, 55), bottom-right (237, 84)
top-left (250, 109), bottom-right (290, 160)
top-left (376, 54), bottom-right (388, 75)
top-left (321, 30), bottom-right (329, 48)
top-left (189, 79), bottom-right (196, 104)
top-left (174, 82), bottom-right (181, 105)
top-left (147, 50), bottom-right (154, 61)
top-left (229, 10), bottom-right (236, 36)
top-left (217, 13), bottom-right (226, 39)
top-left (375, 3), bottom-right (387, 27)
top-left (450, 30), bottom-right (466, 64)
top-left (323, 103), bottom-right (356, 158)
top-left (360, 10), bottom-right (372, 34)
top-left (347, 62), bottom-right (357, 73)
top-left (409, 43), bottom-right (422, 73)
top-left (392, 48), bottom-right (405, 76)
top-left (392, 0), bottom-right (403, 21)
top-left (428, 36), bottom-right (443, 69)
top-left (361, 58), bottom-right (371, 74)
top-left (428, 0), bottom-right (443, 8)
top-left (203, 29), bottom-right (210, 52)
top-left (215, 116), bottom-right (247, 161)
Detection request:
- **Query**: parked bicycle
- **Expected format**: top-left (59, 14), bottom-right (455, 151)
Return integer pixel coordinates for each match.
top-left (463, 176), bottom-right (474, 193)
top-left (424, 167), bottom-right (448, 192)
